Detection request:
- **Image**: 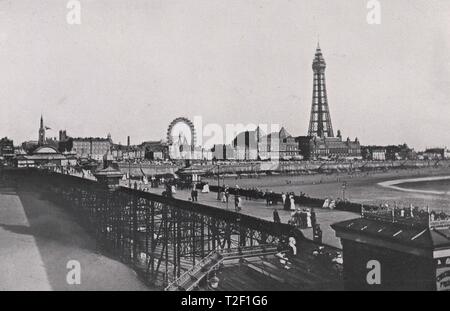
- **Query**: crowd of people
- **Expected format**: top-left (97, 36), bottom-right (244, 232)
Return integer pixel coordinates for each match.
top-left (322, 198), bottom-right (337, 209)
top-left (216, 185), bottom-right (243, 211)
top-left (287, 208), bottom-right (316, 229)
top-left (363, 203), bottom-right (450, 224)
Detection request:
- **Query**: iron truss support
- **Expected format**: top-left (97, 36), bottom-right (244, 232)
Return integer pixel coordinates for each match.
top-left (5, 169), bottom-right (300, 289)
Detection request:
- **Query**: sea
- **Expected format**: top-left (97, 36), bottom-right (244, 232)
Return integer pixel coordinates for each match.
top-left (396, 177), bottom-right (450, 194)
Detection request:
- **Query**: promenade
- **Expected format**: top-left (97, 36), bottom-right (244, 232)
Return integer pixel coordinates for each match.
top-left (0, 181), bottom-right (149, 291)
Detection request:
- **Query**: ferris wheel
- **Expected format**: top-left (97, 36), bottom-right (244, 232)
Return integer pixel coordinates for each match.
top-left (166, 117), bottom-right (197, 147)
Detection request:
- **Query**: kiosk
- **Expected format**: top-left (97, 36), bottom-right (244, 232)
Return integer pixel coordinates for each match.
top-left (332, 207), bottom-right (450, 291)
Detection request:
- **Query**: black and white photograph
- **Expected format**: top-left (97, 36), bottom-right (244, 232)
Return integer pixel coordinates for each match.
top-left (0, 0), bottom-right (450, 295)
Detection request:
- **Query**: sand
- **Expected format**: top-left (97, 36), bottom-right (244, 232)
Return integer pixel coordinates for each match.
top-left (204, 166), bottom-right (450, 211)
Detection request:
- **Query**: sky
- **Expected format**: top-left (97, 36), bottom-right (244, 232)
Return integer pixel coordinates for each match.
top-left (0, 0), bottom-right (449, 150)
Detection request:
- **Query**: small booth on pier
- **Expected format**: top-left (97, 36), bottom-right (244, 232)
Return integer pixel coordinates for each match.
top-left (93, 166), bottom-right (123, 191)
top-left (175, 166), bottom-right (206, 184)
top-left (332, 206), bottom-right (450, 291)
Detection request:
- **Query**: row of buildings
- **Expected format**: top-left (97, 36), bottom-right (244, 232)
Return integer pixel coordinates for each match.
top-left (208, 127), bottom-right (361, 161)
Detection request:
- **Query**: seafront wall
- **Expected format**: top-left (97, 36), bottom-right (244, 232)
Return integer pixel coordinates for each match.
top-left (116, 159), bottom-right (449, 177)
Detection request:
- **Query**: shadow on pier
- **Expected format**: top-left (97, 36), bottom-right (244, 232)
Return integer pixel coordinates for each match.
top-left (0, 179), bottom-right (149, 291)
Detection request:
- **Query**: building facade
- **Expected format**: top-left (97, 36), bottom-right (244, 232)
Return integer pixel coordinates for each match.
top-left (296, 135), bottom-right (361, 160)
top-left (362, 144), bottom-right (415, 161)
top-left (0, 137), bottom-right (14, 166)
top-left (371, 148), bottom-right (386, 161)
top-left (140, 141), bottom-right (170, 160)
top-left (423, 148), bottom-right (449, 160)
top-left (361, 146), bottom-right (387, 161)
top-left (72, 136), bottom-right (112, 160)
top-left (15, 145), bottom-right (76, 168)
top-left (232, 129), bottom-right (261, 161)
top-left (211, 144), bottom-right (236, 161)
top-left (258, 127), bottom-right (302, 160)
top-left (111, 144), bottom-right (146, 161)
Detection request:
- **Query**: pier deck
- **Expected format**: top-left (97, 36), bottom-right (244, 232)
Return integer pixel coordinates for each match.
top-left (0, 182), bottom-right (149, 291)
top-left (132, 183), bottom-right (355, 249)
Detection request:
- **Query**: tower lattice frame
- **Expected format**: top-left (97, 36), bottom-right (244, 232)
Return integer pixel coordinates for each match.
top-left (308, 44), bottom-right (334, 138)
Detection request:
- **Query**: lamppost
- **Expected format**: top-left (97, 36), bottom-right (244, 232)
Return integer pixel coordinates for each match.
top-left (128, 157), bottom-right (132, 188)
top-left (342, 181), bottom-right (347, 201)
top-left (216, 163), bottom-right (221, 200)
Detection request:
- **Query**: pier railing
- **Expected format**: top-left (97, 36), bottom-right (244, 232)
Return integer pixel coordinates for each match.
top-left (361, 205), bottom-right (450, 229)
top-left (200, 184), bottom-right (364, 213)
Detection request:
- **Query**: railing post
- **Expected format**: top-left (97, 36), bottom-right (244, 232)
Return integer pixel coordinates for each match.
top-left (171, 208), bottom-right (176, 280)
top-left (133, 191), bottom-right (138, 266)
top-left (192, 215), bottom-right (196, 266)
top-left (93, 166), bottom-right (122, 253)
top-left (200, 216), bottom-right (205, 258)
top-left (177, 210), bottom-right (182, 278)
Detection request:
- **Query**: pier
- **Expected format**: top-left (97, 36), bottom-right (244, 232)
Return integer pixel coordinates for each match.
top-left (0, 168), bottom-right (343, 290)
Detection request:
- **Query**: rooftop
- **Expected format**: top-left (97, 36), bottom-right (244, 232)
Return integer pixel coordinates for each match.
top-left (332, 217), bottom-right (450, 251)
top-left (332, 206), bottom-right (450, 252)
top-left (73, 137), bottom-right (111, 142)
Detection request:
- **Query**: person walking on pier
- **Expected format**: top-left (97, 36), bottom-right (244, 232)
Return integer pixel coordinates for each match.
top-left (225, 188), bottom-right (230, 203)
top-left (191, 188), bottom-right (195, 201)
top-left (191, 188), bottom-right (198, 202)
top-left (306, 209), bottom-right (312, 228)
top-left (163, 182), bottom-right (173, 198)
top-left (284, 194), bottom-right (290, 211)
top-left (281, 192), bottom-right (286, 206)
top-left (289, 194), bottom-right (296, 211)
top-left (220, 188), bottom-right (226, 203)
top-left (313, 224), bottom-right (323, 244)
top-left (234, 195), bottom-right (241, 212)
top-left (273, 209), bottom-right (281, 223)
top-left (311, 208), bottom-right (317, 229)
top-left (288, 236), bottom-right (297, 256)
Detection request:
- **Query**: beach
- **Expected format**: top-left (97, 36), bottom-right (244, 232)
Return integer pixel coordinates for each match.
top-left (204, 166), bottom-right (450, 211)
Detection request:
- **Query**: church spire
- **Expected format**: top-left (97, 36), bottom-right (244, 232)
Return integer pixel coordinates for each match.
top-left (38, 115), bottom-right (46, 145)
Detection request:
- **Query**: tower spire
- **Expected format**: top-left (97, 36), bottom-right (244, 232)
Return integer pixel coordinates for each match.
top-left (38, 114), bottom-right (46, 145)
top-left (308, 44), bottom-right (334, 138)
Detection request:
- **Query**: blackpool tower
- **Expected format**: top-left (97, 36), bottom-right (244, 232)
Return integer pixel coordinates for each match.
top-left (308, 43), bottom-right (334, 138)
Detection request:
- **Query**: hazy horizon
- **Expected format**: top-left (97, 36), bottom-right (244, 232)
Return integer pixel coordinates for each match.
top-left (1, 0), bottom-right (449, 150)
